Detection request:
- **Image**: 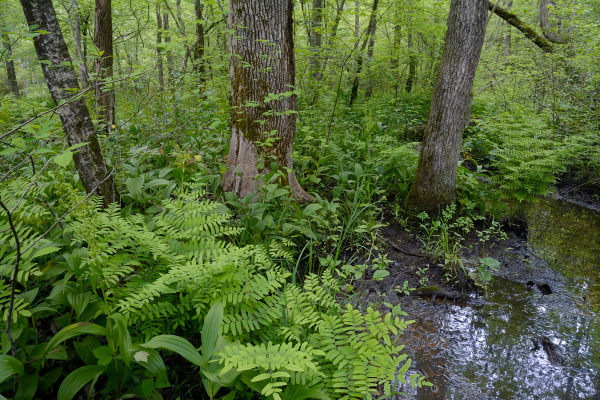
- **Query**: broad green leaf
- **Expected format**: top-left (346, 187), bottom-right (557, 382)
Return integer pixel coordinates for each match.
top-left (57, 365), bottom-right (105, 400)
top-left (373, 270), bottom-right (390, 281)
top-left (108, 313), bottom-right (132, 366)
top-left (141, 335), bottom-right (204, 367)
top-left (126, 176), bottom-right (145, 197)
top-left (43, 322), bottom-right (107, 362)
top-left (54, 151), bottom-right (73, 167)
top-left (130, 345), bottom-right (169, 388)
top-left (281, 384), bottom-right (331, 400)
top-left (16, 372), bottom-right (38, 400)
top-left (201, 302), bottom-right (223, 366)
top-left (66, 142), bottom-right (89, 151)
top-left (0, 355), bottom-right (24, 384)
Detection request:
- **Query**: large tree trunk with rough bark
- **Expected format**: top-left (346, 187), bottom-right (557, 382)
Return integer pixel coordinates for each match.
top-left (94, 0), bottom-right (115, 128)
top-left (18, 0), bottom-right (117, 207)
top-left (406, 0), bottom-right (488, 215)
top-left (192, 0), bottom-right (205, 77)
top-left (2, 32), bottom-right (20, 98)
top-left (539, 0), bottom-right (571, 44)
top-left (223, 0), bottom-right (311, 201)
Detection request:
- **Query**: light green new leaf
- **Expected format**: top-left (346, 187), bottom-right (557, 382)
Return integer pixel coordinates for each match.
top-left (281, 384), bottom-right (331, 400)
top-left (54, 151), bottom-right (73, 167)
top-left (373, 270), bottom-right (390, 281)
top-left (141, 335), bottom-right (204, 367)
top-left (31, 247), bottom-right (60, 260)
top-left (57, 365), bottom-right (106, 400)
top-left (0, 355), bottom-right (24, 384)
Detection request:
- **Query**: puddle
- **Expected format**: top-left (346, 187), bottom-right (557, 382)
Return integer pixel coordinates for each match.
top-left (387, 199), bottom-right (600, 399)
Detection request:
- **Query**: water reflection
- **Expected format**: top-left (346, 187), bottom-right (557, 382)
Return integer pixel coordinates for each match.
top-left (392, 199), bottom-right (600, 399)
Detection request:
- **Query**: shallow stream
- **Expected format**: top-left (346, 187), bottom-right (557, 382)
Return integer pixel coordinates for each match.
top-left (390, 199), bottom-right (600, 399)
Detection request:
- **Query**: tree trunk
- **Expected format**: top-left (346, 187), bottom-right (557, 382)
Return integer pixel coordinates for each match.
top-left (488, 2), bottom-right (554, 53)
top-left (60, 0), bottom-right (88, 87)
top-left (364, 20), bottom-right (377, 98)
top-left (355, 1), bottom-right (360, 39)
top-left (309, 0), bottom-right (323, 80)
top-left (317, 0), bottom-right (345, 80)
top-left (18, 0), bottom-right (117, 207)
top-left (1, 32), bottom-right (20, 98)
top-left (156, 4), bottom-right (164, 90)
top-left (224, 0), bottom-right (311, 201)
top-left (539, 0), bottom-right (571, 44)
top-left (392, 21), bottom-right (401, 93)
top-left (405, 0), bottom-right (488, 215)
top-left (192, 0), bottom-right (205, 78)
top-left (405, 4), bottom-right (417, 94)
top-left (163, 12), bottom-right (173, 77)
top-left (94, 0), bottom-right (115, 128)
top-left (348, 0), bottom-right (379, 106)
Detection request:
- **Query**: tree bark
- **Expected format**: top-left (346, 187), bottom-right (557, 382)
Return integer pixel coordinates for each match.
top-left (1, 32), bottom-right (20, 98)
top-left (406, 0), bottom-right (488, 215)
top-left (348, 0), bottom-right (378, 106)
top-left (192, 0), bottom-right (205, 78)
top-left (539, 0), bottom-right (571, 44)
top-left (309, 0), bottom-right (323, 80)
top-left (224, 0), bottom-right (311, 201)
top-left (488, 2), bottom-right (554, 53)
top-left (355, 1), bottom-right (360, 39)
top-left (18, 0), bottom-right (117, 207)
top-left (94, 0), bottom-right (115, 128)
top-left (156, 4), bottom-right (164, 90)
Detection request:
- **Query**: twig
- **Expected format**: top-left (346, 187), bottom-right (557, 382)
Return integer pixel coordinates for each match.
top-left (376, 234), bottom-right (426, 258)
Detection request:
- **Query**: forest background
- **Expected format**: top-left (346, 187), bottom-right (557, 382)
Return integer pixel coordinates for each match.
top-left (0, 0), bottom-right (599, 399)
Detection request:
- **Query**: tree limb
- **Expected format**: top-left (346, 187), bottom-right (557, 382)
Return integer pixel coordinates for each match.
top-left (488, 2), bottom-right (554, 53)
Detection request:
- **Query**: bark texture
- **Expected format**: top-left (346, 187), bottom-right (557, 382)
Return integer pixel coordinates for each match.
top-left (94, 0), bottom-right (115, 127)
top-left (406, 0), bottom-right (488, 215)
top-left (489, 2), bottom-right (554, 53)
top-left (2, 32), bottom-right (20, 98)
top-left (19, 0), bottom-right (117, 207)
top-left (224, 0), bottom-right (311, 200)
top-left (163, 12), bottom-right (173, 76)
top-left (539, 0), bottom-right (571, 44)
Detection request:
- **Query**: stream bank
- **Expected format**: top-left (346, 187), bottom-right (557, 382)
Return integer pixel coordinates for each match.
top-left (362, 198), bottom-right (600, 399)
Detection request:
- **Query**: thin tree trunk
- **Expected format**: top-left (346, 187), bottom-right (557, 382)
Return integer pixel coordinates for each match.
top-left (488, 2), bottom-right (554, 53)
top-left (94, 0), bottom-right (115, 128)
top-left (18, 0), bottom-right (117, 207)
top-left (406, 0), bottom-right (488, 215)
top-left (405, 4), bottom-right (417, 94)
top-left (309, 0), bottom-right (323, 80)
top-left (355, 1), bottom-right (360, 38)
top-left (163, 12), bottom-right (173, 77)
top-left (224, 0), bottom-right (311, 201)
top-left (317, 0), bottom-right (345, 80)
top-left (539, 0), bottom-right (571, 44)
top-left (192, 0), bottom-right (205, 78)
top-left (156, 4), bottom-right (164, 90)
top-left (364, 20), bottom-right (377, 98)
top-left (177, 0), bottom-right (189, 68)
top-left (1, 33), bottom-right (20, 98)
top-left (348, 0), bottom-right (379, 106)
top-left (392, 21), bottom-right (401, 93)
top-left (60, 0), bottom-right (88, 87)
